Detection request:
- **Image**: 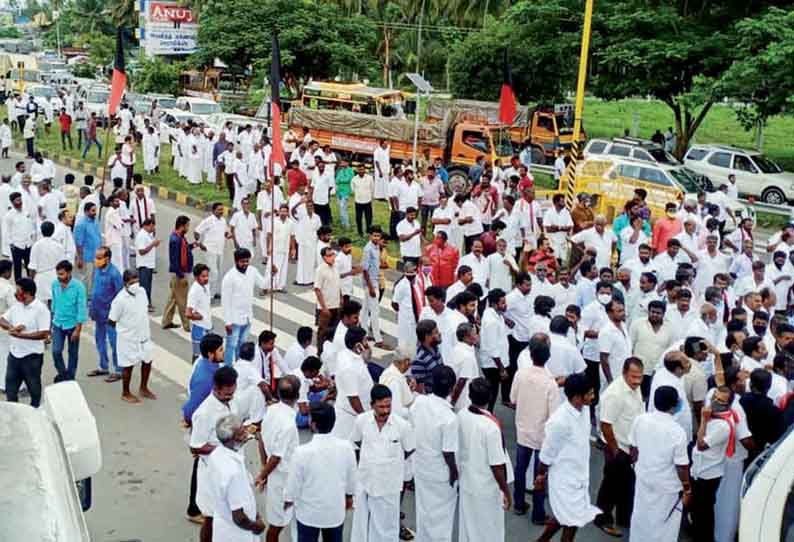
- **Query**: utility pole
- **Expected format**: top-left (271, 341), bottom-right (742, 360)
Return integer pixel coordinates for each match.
top-left (416, 0), bottom-right (426, 74)
top-left (561, 0), bottom-right (594, 209)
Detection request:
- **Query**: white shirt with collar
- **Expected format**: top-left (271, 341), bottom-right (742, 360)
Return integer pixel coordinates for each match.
top-left (546, 333), bottom-right (587, 378)
top-left (487, 251), bottom-right (516, 294)
top-left (3, 299), bottom-right (50, 357)
top-left (261, 401), bottom-right (300, 480)
top-left (396, 180), bottom-right (422, 212)
top-left (207, 445), bottom-right (259, 542)
top-left (409, 394), bottom-right (459, 483)
top-left (649, 367), bottom-right (692, 441)
top-left (572, 227), bottom-right (616, 269)
top-left (333, 349), bottom-right (374, 433)
top-left (505, 288), bottom-right (532, 342)
top-left (396, 218), bottom-right (421, 258)
top-left (253, 345), bottom-right (289, 384)
top-left (653, 251), bottom-right (687, 283)
top-left (195, 214), bottom-right (228, 255)
top-left (187, 281), bottom-right (212, 330)
top-left (448, 342), bottom-right (480, 412)
top-left (457, 253), bottom-right (489, 295)
top-left (351, 411), bottom-right (415, 497)
top-left (284, 433), bottom-right (357, 529)
top-left (479, 307), bottom-right (508, 370)
top-left (4, 208), bottom-right (34, 249)
top-left (311, 168), bottom-right (334, 206)
top-left (599, 377), bottom-right (644, 453)
top-left (629, 411), bottom-right (689, 493)
top-left (283, 341), bottom-right (316, 372)
top-left (580, 300), bottom-right (608, 361)
top-left (221, 266), bottom-right (267, 326)
top-left (599, 320), bottom-right (631, 388)
top-left (457, 407), bottom-right (512, 498)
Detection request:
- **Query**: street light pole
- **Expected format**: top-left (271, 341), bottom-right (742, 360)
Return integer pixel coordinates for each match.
top-left (561, 0), bottom-right (594, 208)
top-left (416, 0), bottom-right (426, 73)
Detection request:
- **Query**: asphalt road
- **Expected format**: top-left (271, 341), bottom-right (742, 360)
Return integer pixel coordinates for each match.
top-left (3, 150), bottom-right (771, 542)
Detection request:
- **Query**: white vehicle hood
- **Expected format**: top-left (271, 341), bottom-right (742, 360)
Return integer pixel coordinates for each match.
top-left (0, 403), bottom-right (90, 542)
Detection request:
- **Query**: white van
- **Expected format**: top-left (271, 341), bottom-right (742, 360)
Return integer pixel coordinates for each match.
top-left (176, 96), bottom-right (222, 116)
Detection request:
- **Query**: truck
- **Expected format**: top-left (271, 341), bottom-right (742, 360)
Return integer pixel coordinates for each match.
top-left (425, 98), bottom-right (582, 164)
top-left (286, 82), bottom-right (514, 190)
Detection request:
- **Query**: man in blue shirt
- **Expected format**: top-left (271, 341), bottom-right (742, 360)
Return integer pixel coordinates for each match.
top-left (74, 201), bottom-right (102, 298)
top-left (86, 246), bottom-right (123, 381)
top-left (51, 260), bottom-right (88, 382)
top-left (181, 333), bottom-right (226, 523)
top-left (163, 215), bottom-right (195, 332)
top-left (434, 157), bottom-right (449, 185)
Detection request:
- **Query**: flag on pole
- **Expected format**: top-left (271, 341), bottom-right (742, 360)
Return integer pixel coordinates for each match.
top-left (498, 49), bottom-right (517, 125)
top-left (269, 30), bottom-right (286, 176)
top-left (108, 29), bottom-right (127, 117)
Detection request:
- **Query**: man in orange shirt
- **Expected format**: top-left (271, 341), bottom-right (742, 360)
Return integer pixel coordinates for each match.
top-left (651, 202), bottom-right (682, 255)
top-left (423, 231), bottom-right (459, 288)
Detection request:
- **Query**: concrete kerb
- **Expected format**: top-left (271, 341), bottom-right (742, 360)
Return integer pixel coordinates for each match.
top-left (23, 142), bottom-right (401, 269)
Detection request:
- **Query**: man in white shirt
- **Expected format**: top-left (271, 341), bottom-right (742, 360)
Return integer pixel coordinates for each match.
top-left (396, 207), bottom-right (422, 265)
top-left (487, 238), bottom-right (518, 294)
top-left (221, 248), bottom-right (267, 366)
top-left (458, 378), bottom-right (512, 542)
top-left (310, 160), bottom-right (334, 227)
top-left (103, 194), bottom-right (125, 272)
top-left (195, 203), bottom-right (229, 299)
top-left (351, 164), bottom-right (374, 236)
top-left (535, 374), bottom-right (600, 542)
top-left (5, 191), bottom-right (35, 280)
top-left (257, 375), bottom-right (301, 542)
top-left (37, 180), bottom-right (65, 225)
top-left (505, 272), bottom-right (533, 400)
top-left (332, 325), bottom-right (374, 439)
top-left (283, 326), bottom-right (316, 372)
top-left (479, 289), bottom-right (509, 411)
top-left (28, 221), bottom-right (64, 304)
top-left (410, 366), bottom-right (460, 542)
top-left (649, 351), bottom-right (693, 440)
top-left (0, 260), bottom-right (16, 390)
top-left (0, 277), bottom-right (51, 407)
top-left (571, 215), bottom-right (617, 270)
top-left (350, 384), bottom-right (416, 542)
top-left (449, 322), bottom-right (481, 412)
top-left (284, 402), bottom-right (357, 541)
top-left (130, 184), bottom-right (156, 236)
top-left (208, 414), bottom-right (265, 542)
top-left (256, 179), bottom-right (285, 255)
top-left (229, 197), bottom-right (258, 254)
top-left (543, 194), bottom-right (573, 262)
top-left (458, 238), bottom-right (490, 299)
top-left (654, 238), bottom-right (689, 284)
top-left (628, 386), bottom-right (692, 542)
top-left (598, 300), bottom-right (632, 391)
top-left (593, 358), bottom-right (644, 538)
top-left (134, 218), bottom-right (159, 311)
top-left (109, 269), bottom-right (156, 404)
top-left (186, 264), bottom-right (212, 361)
top-left (373, 140), bottom-right (391, 199)
top-left (265, 204), bottom-right (295, 292)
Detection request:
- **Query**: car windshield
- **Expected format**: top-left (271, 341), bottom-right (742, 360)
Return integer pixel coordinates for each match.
top-left (191, 102), bottom-right (221, 115)
top-left (752, 154), bottom-right (784, 174)
top-left (155, 98), bottom-right (177, 109)
top-left (87, 90), bottom-right (109, 103)
top-left (668, 168), bottom-right (703, 193)
top-left (647, 148), bottom-right (680, 165)
top-left (493, 127), bottom-right (513, 157)
top-left (30, 87), bottom-right (55, 98)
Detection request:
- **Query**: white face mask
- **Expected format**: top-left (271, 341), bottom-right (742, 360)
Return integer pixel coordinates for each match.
top-left (597, 293), bottom-right (611, 305)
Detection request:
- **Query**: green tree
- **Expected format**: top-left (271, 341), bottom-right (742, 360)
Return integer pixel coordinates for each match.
top-left (107, 0), bottom-right (137, 27)
top-left (76, 33), bottom-right (115, 67)
top-left (195, 0), bottom-right (379, 92)
top-left (132, 57), bottom-right (183, 95)
top-left (719, 7), bottom-right (794, 131)
top-left (447, 0), bottom-right (580, 103)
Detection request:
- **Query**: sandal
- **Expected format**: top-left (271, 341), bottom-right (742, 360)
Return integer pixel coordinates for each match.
top-left (399, 526), bottom-right (414, 541)
top-left (87, 369), bottom-right (109, 377)
top-left (105, 373), bottom-right (122, 383)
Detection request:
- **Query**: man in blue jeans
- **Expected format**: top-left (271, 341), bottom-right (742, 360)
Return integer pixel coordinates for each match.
top-left (86, 246), bottom-right (123, 381)
top-left (51, 260), bottom-right (88, 382)
top-left (221, 248), bottom-right (267, 365)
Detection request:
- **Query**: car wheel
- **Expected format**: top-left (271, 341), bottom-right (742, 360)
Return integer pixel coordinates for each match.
top-left (762, 187), bottom-right (787, 205)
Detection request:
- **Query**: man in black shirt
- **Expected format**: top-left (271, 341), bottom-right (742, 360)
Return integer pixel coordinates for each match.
top-left (740, 368), bottom-right (784, 466)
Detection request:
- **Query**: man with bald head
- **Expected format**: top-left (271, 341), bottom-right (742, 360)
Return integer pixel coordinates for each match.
top-left (571, 214), bottom-right (617, 270)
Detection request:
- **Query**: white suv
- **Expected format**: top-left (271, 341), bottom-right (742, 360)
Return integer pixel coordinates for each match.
top-left (584, 137), bottom-right (680, 165)
top-left (684, 144), bottom-right (794, 205)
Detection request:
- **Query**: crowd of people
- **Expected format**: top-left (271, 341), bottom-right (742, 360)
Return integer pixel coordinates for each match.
top-left (2, 85), bottom-right (794, 542)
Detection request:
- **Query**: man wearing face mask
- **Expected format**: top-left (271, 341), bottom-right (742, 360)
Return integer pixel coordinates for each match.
top-left (580, 281), bottom-right (613, 424)
top-left (651, 202), bottom-right (683, 255)
top-left (109, 269), bottom-right (156, 404)
top-left (332, 325), bottom-right (374, 439)
top-left (87, 246), bottom-right (123, 381)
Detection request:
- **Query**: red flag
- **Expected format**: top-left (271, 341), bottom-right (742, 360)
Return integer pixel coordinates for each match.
top-left (108, 29), bottom-right (126, 117)
top-left (498, 49), bottom-right (517, 125)
top-left (269, 31), bottom-right (286, 177)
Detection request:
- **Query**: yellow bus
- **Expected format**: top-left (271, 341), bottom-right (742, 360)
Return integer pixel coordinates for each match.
top-left (299, 81), bottom-right (406, 117)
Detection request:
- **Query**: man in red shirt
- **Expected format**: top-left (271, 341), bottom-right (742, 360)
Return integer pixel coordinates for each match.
top-left (651, 202), bottom-right (683, 255)
top-left (58, 108), bottom-right (73, 151)
top-left (517, 165), bottom-right (534, 193)
top-left (423, 231), bottom-right (459, 288)
top-left (286, 159), bottom-right (308, 196)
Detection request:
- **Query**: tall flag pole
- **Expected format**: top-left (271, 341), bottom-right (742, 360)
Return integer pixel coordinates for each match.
top-left (498, 48), bottom-right (517, 125)
top-left (99, 28), bottom-right (127, 220)
top-left (268, 30), bottom-right (286, 331)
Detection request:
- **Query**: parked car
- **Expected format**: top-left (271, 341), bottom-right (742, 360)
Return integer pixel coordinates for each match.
top-left (159, 108), bottom-right (199, 143)
top-left (740, 426), bottom-right (794, 542)
top-left (176, 96), bottom-right (222, 116)
top-left (585, 136), bottom-right (681, 165)
top-left (684, 144), bottom-right (794, 205)
top-left (205, 112), bottom-right (267, 136)
top-left (77, 84), bottom-right (111, 124)
top-left (24, 83), bottom-right (58, 109)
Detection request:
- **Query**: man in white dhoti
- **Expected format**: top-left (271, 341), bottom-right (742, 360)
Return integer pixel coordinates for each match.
top-left (231, 150), bottom-right (251, 211)
top-left (628, 386), bottom-right (692, 542)
top-left (203, 131), bottom-right (216, 182)
top-left (28, 221), bottom-right (64, 305)
top-left (256, 180), bottom-right (285, 258)
top-left (103, 194), bottom-right (125, 272)
top-left (265, 205), bottom-right (294, 292)
top-left (248, 142), bottom-right (267, 190)
top-left (373, 139), bottom-right (390, 200)
top-left (458, 377), bottom-right (512, 542)
top-left (108, 269), bottom-right (157, 404)
top-left (239, 125), bottom-right (254, 161)
top-left (409, 365), bottom-right (459, 542)
top-left (332, 325), bottom-right (374, 439)
top-left (294, 200), bottom-right (321, 286)
top-left (195, 203), bottom-right (229, 300)
top-left (186, 130), bottom-right (203, 185)
top-left (535, 373), bottom-right (600, 542)
top-left (142, 126), bottom-right (160, 174)
top-left (257, 375), bottom-right (300, 542)
top-left (350, 384), bottom-right (415, 542)
top-left (391, 262), bottom-right (425, 354)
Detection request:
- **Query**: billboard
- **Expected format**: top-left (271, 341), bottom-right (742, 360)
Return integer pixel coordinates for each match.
top-left (140, 0), bottom-right (198, 56)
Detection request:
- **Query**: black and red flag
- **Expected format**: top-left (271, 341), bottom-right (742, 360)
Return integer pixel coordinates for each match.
top-left (269, 30), bottom-right (286, 176)
top-left (108, 28), bottom-right (127, 117)
top-left (498, 48), bottom-right (517, 125)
